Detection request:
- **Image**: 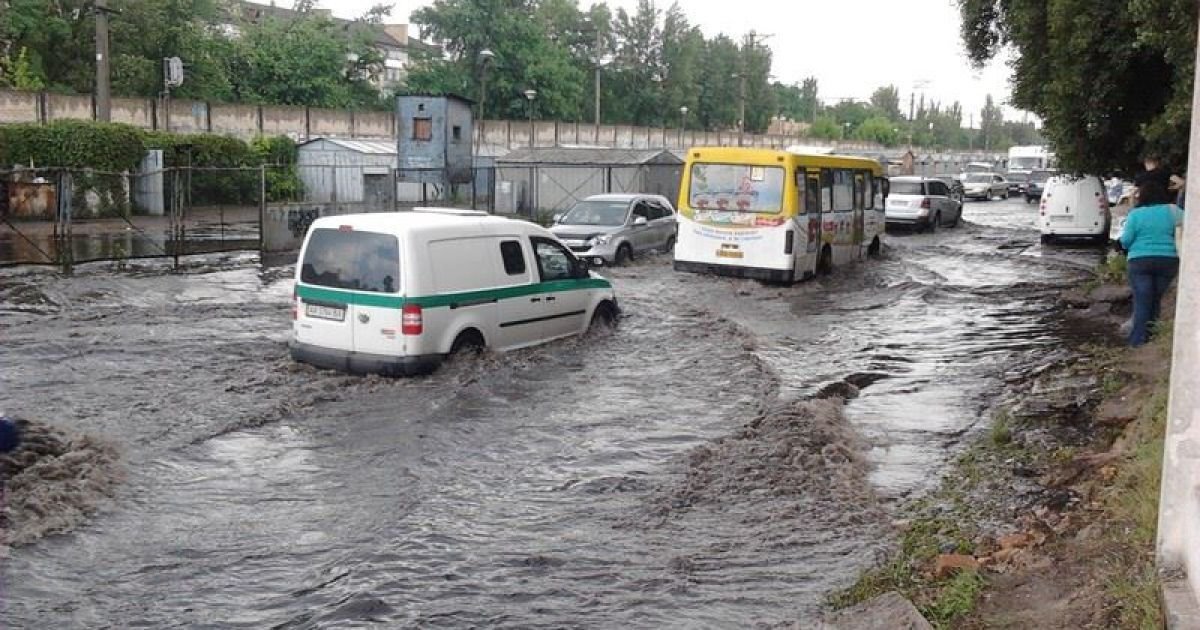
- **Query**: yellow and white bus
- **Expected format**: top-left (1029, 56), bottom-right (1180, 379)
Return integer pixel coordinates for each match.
top-left (673, 147), bottom-right (887, 282)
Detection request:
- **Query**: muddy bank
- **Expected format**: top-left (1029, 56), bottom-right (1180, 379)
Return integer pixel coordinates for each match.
top-left (828, 267), bottom-right (1167, 628)
top-left (0, 416), bottom-right (124, 547)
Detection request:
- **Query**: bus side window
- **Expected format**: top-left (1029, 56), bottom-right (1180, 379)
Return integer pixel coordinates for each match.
top-left (875, 177), bottom-right (888, 207)
top-left (806, 172), bottom-right (821, 214)
top-left (833, 170), bottom-right (854, 211)
top-left (854, 172), bottom-right (866, 210)
top-left (821, 170), bottom-right (834, 213)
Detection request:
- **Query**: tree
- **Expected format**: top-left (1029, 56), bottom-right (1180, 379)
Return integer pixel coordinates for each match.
top-left (809, 115), bottom-right (842, 140)
top-left (854, 115), bottom-right (899, 146)
top-left (979, 93), bottom-right (1004, 151)
top-left (408, 0), bottom-right (585, 120)
top-left (870, 85), bottom-right (902, 121)
top-left (959, 0), bottom-right (1197, 173)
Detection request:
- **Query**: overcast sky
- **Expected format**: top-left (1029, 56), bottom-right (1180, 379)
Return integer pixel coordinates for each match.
top-left (261, 0), bottom-right (1026, 125)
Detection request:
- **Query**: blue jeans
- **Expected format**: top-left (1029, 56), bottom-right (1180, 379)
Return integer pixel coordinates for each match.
top-left (1128, 256), bottom-right (1179, 346)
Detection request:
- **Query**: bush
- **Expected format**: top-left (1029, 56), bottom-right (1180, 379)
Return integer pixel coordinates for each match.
top-left (0, 121), bottom-right (145, 172)
top-left (0, 121), bottom-right (303, 209)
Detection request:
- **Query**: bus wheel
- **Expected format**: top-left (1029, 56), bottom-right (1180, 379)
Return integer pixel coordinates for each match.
top-left (615, 243), bottom-right (633, 266)
top-left (817, 246), bottom-right (833, 275)
top-left (868, 237), bottom-right (882, 258)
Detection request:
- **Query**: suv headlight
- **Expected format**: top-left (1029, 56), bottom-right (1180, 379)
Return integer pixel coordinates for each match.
top-left (590, 234), bottom-right (612, 246)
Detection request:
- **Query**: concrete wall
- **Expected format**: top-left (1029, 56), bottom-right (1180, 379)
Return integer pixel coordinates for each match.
top-left (0, 88), bottom-right (1007, 161)
top-left (46, 93), bottom-right (92, 121)
top-left (0, 90), bottom-right (39, 123)
top-left (210, 104), bottom-right (258, 137)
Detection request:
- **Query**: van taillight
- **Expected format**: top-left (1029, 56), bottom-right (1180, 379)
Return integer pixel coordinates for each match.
top-left (920, 198), bottom-right (931, 209)
top-left (784, 230), bottom-right (794, 254)
top-left (401, 304), bottom-right (423, 335)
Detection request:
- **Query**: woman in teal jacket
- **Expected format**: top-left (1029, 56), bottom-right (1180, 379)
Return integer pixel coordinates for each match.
top-left (1119, 178), bottom-right (1182, 346)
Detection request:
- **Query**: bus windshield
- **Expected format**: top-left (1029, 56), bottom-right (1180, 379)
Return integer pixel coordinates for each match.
top-left (688, 164), bottom-right (785, 213)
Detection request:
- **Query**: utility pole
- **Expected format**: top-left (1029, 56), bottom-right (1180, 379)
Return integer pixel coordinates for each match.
top-left (94, 0), bottom-right (113, 122)
top-left (594, 28), bottom-right (602, 129)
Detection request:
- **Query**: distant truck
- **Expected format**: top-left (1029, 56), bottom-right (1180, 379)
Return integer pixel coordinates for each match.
top-left (1006, 146), bottom-right (1055, 194)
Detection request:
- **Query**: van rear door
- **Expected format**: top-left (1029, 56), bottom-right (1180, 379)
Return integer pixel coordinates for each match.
top-left (296, 227), bottom-right (401, 356)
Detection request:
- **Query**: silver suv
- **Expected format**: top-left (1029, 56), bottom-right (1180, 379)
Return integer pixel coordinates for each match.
top-left (549, 194), bottom-right (677, 266)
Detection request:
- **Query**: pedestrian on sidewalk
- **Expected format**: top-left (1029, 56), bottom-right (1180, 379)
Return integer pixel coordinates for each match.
top-left (1120, 178), bottom-right (1182, 346)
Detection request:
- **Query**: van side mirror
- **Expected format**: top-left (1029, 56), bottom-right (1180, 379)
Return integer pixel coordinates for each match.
top-left (633, 216), bottom-right (648, 226)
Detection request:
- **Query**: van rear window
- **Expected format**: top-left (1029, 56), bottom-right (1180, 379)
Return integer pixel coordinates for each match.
top-left (300, 228), bottom-right (399, 293)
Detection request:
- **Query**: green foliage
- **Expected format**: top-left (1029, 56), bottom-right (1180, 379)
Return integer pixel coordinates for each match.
top-left (0, 121), bottom-right (146, 171)
top-left (809, 116), bottom-right (843, 140)
top-left (854, 116), bottom-right (901, 147)
top-left (870, 85), bottom-right (902, 121)
top-left (923, 570), bottom-right (986, 628)
top-left (959, 0), bottom-right (1197, 174)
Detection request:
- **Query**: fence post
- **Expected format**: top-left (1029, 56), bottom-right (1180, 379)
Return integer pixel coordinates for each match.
top-left (391, 167), bottom-right (399, 213)
top-left (259, 164), bottom-right (266, 255)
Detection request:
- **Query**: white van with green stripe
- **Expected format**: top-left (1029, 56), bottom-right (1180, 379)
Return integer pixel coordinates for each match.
top-left (290, 209), bottom-right (619, 375)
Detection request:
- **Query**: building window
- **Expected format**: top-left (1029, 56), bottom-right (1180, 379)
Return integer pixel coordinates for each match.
top-left (452, 125), bottom-right (462, 143)
top-left (413, 117), bottom-right (433, 141)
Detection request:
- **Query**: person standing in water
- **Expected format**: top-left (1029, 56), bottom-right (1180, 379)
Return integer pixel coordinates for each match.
top-left (1120, 178), bottom-right (1182, 346)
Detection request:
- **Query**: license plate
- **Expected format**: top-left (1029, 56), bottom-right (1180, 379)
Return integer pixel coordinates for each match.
top-left (1050, 215), bottom-right (1074, 224)
top-left (716, 249), bottom-right (744, 259)
top-left (305, 303), bottom-right (345, 321)
top-left (888, 200), bottom-right (909, 208)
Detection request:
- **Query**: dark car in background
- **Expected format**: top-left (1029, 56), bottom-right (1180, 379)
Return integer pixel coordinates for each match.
top-left (1024, 169), bottom-right (1058, 203)
top-left (1007, 171), bottom-right (1030, 196)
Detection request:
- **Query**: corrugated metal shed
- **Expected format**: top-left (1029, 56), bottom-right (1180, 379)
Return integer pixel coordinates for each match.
top-left (494, 147), bottom-right (683, 215)
top-left (297, 137), bottom-right (398, 208)
top-left (495, 147), bottom-right (683, 166)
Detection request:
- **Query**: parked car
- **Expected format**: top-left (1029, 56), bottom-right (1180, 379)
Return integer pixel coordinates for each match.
top-left (932, 175), bottom-right (965, 203)
top-left (885, 176), bottom-right (963, 231)
top-left (550, 194), bottom-right (677, 266)
top-left (290, 208), bottom-right (619, 376)
top-left (1038, 175), bottom-right (1111, 245)
top-left (1007, 171), bottom-right (1030, 196)
top-left (961, 172), bottom-right (1009, 200)
top-left (1024, 169), bottom-right (1058, 203)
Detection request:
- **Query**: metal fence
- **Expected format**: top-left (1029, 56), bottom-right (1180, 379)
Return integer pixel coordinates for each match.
top-left (1, 162), bottom-right (686, 269)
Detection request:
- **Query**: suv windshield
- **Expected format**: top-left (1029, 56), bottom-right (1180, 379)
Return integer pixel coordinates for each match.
top-left (300, 228), bottom-right (399, 293)
top-left (689, 164), bottom-right (785, 213)
top-left (964, 174), bottom-right (992, 183)
top-left (890, 181), bottom-right (924, 196)
top-left (560, 200), bottom-right (630, 226)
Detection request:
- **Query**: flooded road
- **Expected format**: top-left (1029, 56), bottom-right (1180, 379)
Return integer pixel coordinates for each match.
top-left (1, 196), bottom-right (1108, 627)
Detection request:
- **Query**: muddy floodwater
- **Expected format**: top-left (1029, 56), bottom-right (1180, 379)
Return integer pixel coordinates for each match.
top-left (1, 197), bottom-right (1109, 627)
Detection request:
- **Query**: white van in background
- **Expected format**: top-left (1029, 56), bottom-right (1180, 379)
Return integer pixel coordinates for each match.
top-left (1038, 175), bottom-right (1112, 244)
top-left (290, 209), bottom-right (619, 376)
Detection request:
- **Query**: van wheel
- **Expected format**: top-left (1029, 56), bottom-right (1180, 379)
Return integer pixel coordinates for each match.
top-left (588, 301), bottom-right (619, 332)
top-left (663, 235), bottom-right (675, 254)
top-left (867, 237), bottom-right (882, 258)
top-left (615, 243), bottom-right (633, 266)
top-left (817, 246), bottom-right (833, 275)
top-left (1040, 234), bottom-right (1055, 246)
top-left (450, 329), bottom-right (485, 356)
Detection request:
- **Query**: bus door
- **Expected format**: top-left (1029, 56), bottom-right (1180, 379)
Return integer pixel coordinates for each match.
top-left (853, 172), bottom-right (867, 259)
top-left (801, 170), bottom-right (823, 276)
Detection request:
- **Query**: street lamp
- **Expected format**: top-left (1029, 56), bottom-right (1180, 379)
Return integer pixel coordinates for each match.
top-left (524, 89), bottom-right (538, 148)
top-left (679, 105), bottom-right (689, 147)
top-left (476, 49), bottom-right (495, 154)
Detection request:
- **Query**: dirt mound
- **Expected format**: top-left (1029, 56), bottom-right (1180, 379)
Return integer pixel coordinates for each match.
top-left (1, 416), bottom-right (124, 546)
